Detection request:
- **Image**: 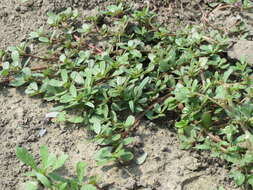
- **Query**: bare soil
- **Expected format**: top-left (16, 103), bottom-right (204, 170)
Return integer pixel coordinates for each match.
top-left (0, 0), bottom-right (252, 190)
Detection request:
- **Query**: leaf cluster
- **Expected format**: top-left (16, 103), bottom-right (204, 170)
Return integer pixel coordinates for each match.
top-left (1, 2), bottom-right (253, 188)
top-left (16, 146), bottom-right (98, 190)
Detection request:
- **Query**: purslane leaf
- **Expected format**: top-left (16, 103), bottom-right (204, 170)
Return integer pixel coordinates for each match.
top-left (71, 71), bottom-right (84, 84)
top-left (230, 170), bottom-right (245, 186)
top-left (124, 115), bottom-right (135, 128)
top-left (76, 162), bottom-right (87, 184)
top-left (49, 79), bottom-right (64, 87)
top-left (81, 184), bottom-right (97, 190)
top-left (68, 116), bottom-right (84, 123)
top-left (24, 181), bottom-right (38, 190)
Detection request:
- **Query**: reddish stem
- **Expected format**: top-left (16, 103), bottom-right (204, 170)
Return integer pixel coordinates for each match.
top-left (23, 54), bottom-right (57, 61)
top-left (207, 132), bottom-right (227, 152)
top-left (73, 35), bottom-right (104, 54)
top-left (0, 65), bottom-right (50, 85)
top-left (122, 92), bottom-right (171, 137)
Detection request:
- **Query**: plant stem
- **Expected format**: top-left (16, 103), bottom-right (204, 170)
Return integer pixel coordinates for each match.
top-left (122, 92), bottom-right (171, 137)
top-left (22, 53), bottom-right (58, 61)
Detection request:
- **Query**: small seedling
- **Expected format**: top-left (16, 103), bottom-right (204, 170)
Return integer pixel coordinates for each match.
top-left (16, 146), bottom-right (99, 190)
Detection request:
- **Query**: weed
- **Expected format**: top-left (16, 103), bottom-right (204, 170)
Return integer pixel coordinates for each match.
top-left (1, 2), bottom-right (253, 188)
top-left (16, 146), bottom-right (99, 190)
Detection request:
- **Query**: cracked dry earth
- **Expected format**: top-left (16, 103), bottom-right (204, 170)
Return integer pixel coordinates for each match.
top-left (0, 0), bottom-right (248, 189)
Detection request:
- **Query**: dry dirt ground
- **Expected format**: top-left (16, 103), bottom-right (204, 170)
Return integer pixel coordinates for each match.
top-left (0, 0), bottom-right (252, 190)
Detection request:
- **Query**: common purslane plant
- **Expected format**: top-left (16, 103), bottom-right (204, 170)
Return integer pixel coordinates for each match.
top-left (1, 2), bottom-right (253, 188)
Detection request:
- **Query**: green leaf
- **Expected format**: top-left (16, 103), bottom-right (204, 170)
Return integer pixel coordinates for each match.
top-left (174, 83), bottom-right (190, 102)
top-left (0, 69), bottom-right (9, 77)
top-left (60, 54), bottom-right (67, 62)
top-left (119, 151), bottom-right (134, 161)
top-left (122, 137), bottom-right (134, 145)
top-left (68, 116), bottom-right (84, 123)
top-left (96, 158), bottom-right (115, 166)
top-left (22, 67), bottom-right (32, 76)
top-left (57, 112), bottom-right (66, 122)
top-left (2, 61), bottom-right (9, 69)
top-left (61, 69), bottom-right (68, 83)
top-left (25, 82), bottom-right (38, 95)
top-left (29, 32), bottom-right (40, 39)
top-left (230, 170), bottom-right (245, 186)
top-left (218, 186), bottom-right (225, 190)
top-left (214, 86), bottom-right (227, 99)
top-left (44, 153), bottom-right (57, 170)
top-left (11, 50), bottom-right (20, 67)
top-left (84, 70), bottom-right (92, 88)
top-left (248, 175), bottom-right (253, 187)
top-left (48, 172), bottom-right (68, 183)
top-left (175, 120), bottom-right (188, 129)
top-left (137, 77), bottom-right (150, 96)
top-left (0, 62), bottom-right (9, 77)
top-left (0, 49), bottom-right (5, 58)
top-left (124, 115), bottom-right (135, 128)
top-left (223, 68), bottom-right (233, 82)
top-left (85, 102), bottom-right (95, 108)
top-left (107, 4), bottom-right (120, 12)
top-left (129, 100), bottom-right (134, 113)
top-left (159, 59), bottom-right (170, 72)
top-left (53, 154), bottom-right (68, 170)
top-left (112, 134), bottom-right (121, 141)
top-left (16, 147), bottom-right (37, 170)
top-left (40, 145), bottom-right (49, 169)
top-left (35, 173), bottom-right (51, 187)
top-left (49, 79), bottom-right (64, 87)
top-left (71, 71), bottom-right (84, 84)
top-left (194, 144), bottom-right (210, 150)
top-left (201, 112), bottom-right (212, 128)
top-left (24, 171), bottom-right (36, 177)
top-left (69, 84), bottom-right (77, 97)
top-left (58, 183), bottom-right (68, 190)
top-left (130, 49), bottom-right (142, 58)
top-left (47, 12), bottom-right (58, 25)
top-left (77, 51), bottom-right (90, 64)
top-left (89, 117), bottom-right (101, 134)
top-left (81, 184), bottom-right (97, 190)
top-left (95, 147), bottom-right (113, 160)
top-left (76, 162), bottom-right (87, 184)
top-left (10, 77), bottom-right (26, 87)
top-left (39, 37), bottom-right (50, 43)
top-left (60, 94), bottom-right (74, 103)
top-left (24, 181), bottom-right (38, 190)
top-left (136, 152), bottom-right (148, 165)
top-left (89, 176), bottom-right (98, 185)
top-left (77, 24), bottom-right (92, 34)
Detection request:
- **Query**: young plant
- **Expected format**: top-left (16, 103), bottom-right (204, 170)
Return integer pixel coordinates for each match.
top-left (16, 145), bottom-right (99, 190)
